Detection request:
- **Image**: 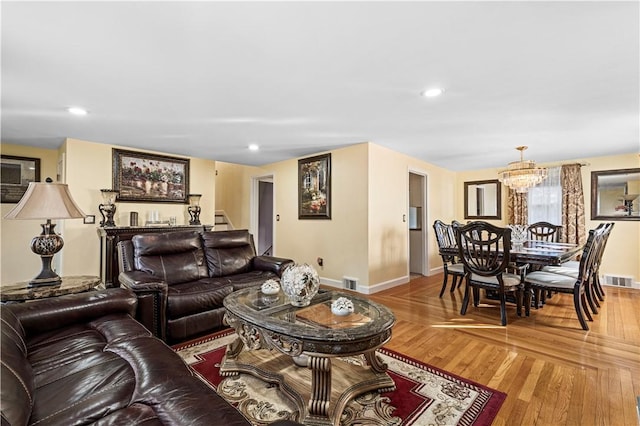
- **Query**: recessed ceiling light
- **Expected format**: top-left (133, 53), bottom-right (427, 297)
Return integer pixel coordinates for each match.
top-left (421, 88), bottom-right (444, 98)
top-left (248, 144), bottom-right (260, 151)
top-left (67, 106), bottom-right (88, 116)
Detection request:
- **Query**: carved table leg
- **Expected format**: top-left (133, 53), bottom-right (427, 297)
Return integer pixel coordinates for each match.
top-left (308, 356), bottom-right (332, 419)
top-left (225, 336), bottom-right (245, 360)
top-left (363, 350), bottom-right (388, 373)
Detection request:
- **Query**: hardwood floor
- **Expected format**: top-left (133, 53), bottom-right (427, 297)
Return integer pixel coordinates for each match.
top-left (365, 274), bottom-right (640, 426)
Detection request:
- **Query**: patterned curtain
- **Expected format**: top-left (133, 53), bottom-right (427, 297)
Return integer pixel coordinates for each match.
top-left (507, 189), bottom-right (528, 224)
top-left (561, 164), bottom-right (586, 245)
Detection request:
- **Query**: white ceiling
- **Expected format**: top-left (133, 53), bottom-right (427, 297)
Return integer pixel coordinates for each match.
top-left (2, 1), bottom-right (638, 171)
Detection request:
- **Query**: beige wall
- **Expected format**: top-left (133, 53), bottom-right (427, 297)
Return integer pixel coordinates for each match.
top-left (584, 154), bottom-right (640, 283)
top-left (265, 144), bottom-right (371, 288)
top-left (215, 161), bottom-right (265, 230)
top-left (1, 139), bottom-right (216, 284)
top-left (368, 144), bottom-right (408, 286)
top-left (388, 147), bottom-right (456, 282)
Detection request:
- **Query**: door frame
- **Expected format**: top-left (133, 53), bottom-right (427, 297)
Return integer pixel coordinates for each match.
top-left (250, 173), bottom-right (275, 255)
top-left (408, 169), bottom-right (429, 276)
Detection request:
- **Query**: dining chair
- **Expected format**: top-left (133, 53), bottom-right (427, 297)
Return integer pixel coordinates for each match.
top-left (433, 220), bottom-right (465, 297)
top-left (527, 221), bottom-right (562, 242)
top-left (589, 222), bottom-right (614, 301)
top-left (541, 222), bottom-right (614, 312)
top-left (527, 222), bottom-right (564, 302)
top-left (524, 227), bottom-right (603, 330)
top-left (454, 221), bottom-right (526, 326)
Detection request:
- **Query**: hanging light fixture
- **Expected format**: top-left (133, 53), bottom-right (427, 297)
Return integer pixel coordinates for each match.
top-left (498, 146), bottom-right (548, 193)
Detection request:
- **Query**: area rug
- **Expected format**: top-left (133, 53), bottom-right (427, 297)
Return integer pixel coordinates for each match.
top-left (173, 330), bottom-right (506, 425)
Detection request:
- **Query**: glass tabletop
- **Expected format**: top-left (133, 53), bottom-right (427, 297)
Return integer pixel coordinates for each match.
top-left (225, 288), bottom-right (395, 342)
top-left (511, 240), bottom-right (581, 254)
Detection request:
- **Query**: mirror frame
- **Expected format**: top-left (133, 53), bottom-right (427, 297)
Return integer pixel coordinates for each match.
top-left (464, 179), bottom-right (502, 220)
top-left (591, 168), bottom-right (640, 221)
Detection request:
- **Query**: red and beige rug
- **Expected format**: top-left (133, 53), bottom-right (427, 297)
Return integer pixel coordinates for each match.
top-left (173, 330), bottom-right (506, 425)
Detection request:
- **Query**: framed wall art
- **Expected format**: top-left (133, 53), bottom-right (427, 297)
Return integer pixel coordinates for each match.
top-left (112, 149), bottom-right (189, 203)
top-left (298, 153), bottom-right (331, 219)
top-left (1, 155), bottom-right (41, 203)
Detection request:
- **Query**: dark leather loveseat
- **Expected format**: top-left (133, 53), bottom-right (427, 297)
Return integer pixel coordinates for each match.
top-left (0, 288), bottom-right (299, 426)
top-left (117, 229), bottom-right (294, 343)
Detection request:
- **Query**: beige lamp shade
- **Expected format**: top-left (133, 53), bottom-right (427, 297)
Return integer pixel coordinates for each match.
top-left (4, 181), bottom-right (86, 220)
top-left (3, 180), bottom-right (85, 286)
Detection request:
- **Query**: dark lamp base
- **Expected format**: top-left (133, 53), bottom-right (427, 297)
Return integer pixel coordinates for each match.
top-left (28, 276), bottom-right (62, 287)
top-left (188, 205), bottom-right (202, 225)
top-left (29, 221), bottom-right (64, 287)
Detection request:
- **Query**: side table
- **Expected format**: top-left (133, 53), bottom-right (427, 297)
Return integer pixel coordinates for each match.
top-left (0, 275), bottom-right (104, 303)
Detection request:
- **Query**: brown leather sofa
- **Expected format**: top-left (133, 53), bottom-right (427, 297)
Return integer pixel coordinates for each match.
top-left (0, 288), bottom-right (300, 426)
top-left (117, 229), bottom-right (294, 343)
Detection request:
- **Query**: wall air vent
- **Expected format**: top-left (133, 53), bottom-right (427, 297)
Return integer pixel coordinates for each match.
top-left (602, 274), bottom-right (633, 287)
top-left (343, 277), bottom-right (358, 290)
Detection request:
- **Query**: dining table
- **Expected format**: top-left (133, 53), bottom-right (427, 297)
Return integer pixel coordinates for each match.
top-left (440, 239), bottom-right (583, 305)
top-left (439, 239), bottom-right (583, 268)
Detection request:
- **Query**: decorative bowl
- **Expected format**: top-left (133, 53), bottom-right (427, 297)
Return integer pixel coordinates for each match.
top-left (261, 279), bottom-right (280, 295)
top-left (281, 263), bottom-right (320, 307)
top-left (331, 297), bottom-right (354, 316)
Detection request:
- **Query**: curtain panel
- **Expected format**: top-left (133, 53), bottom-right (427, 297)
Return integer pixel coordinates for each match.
top-left (507, 190), bottom-right (528, 224)
top-left (561, 164), bottom-right (586, 245)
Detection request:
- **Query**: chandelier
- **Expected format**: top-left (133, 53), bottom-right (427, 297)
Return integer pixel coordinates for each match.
top-left (498, 146), bottom-right (548, 193)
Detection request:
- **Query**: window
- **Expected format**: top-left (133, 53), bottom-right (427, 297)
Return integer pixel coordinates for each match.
top-left (528, 166), bottom-right (561, 225)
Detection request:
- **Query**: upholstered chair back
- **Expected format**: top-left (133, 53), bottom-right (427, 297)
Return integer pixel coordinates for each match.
top-left (201, 230), bottom-right (257, 277)
top-left (131, 230), bottom-right (208, 285)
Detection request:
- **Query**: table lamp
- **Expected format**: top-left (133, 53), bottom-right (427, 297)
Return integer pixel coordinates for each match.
top-left (99, 188), bottom-right (118, 227)
top-left (3, 179), bottom-right (86, 286)
top-left (188, 193), bottom-right (202, 225)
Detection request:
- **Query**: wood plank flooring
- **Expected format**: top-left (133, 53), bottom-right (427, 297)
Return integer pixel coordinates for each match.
top-left (362, 274), bottom-right (640, 426)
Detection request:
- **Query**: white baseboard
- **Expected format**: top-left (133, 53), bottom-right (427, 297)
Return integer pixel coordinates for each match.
top-left (319, 275), bottom-right (410, 294)
top-left (319, 277), bottom-right (343, 289)
top-left (365, 276), bottom-right (410, 294)
top-left (429, 265), bottom-right (444, 276)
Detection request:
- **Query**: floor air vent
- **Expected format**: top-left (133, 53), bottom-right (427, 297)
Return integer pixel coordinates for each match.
top-left (603, 274), bottom-right (633, 287)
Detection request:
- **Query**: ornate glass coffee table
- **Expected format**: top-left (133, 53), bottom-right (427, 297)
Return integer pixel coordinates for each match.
top-left (222, 288), bottom-right (396, 426)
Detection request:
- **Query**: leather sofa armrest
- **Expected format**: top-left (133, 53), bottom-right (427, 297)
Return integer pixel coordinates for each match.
top-left (118, 270), bottom-right (168, 292)
top-left (7, 288), bottom-right (137, 335)
top-left (117, 240), bottom-right (135, 273)
top-left (253, 256), bottom-right (295, 277)
top-left (118, 271), bottom-right (168, 340)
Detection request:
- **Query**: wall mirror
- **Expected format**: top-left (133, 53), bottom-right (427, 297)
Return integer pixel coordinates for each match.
top-left (464, 179), bottom-right (501, 219)
top-left (591, 168), bottom-right (640, 221)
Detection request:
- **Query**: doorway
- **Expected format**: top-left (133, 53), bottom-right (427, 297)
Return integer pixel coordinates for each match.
top-left (251, 175), bottom-right (274, 256)
top-left (408, 171), bottom-right (428, 276)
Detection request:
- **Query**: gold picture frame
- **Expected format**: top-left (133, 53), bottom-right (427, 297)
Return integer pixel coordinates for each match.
top-left (113, 148), bottom-right (189, 203)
